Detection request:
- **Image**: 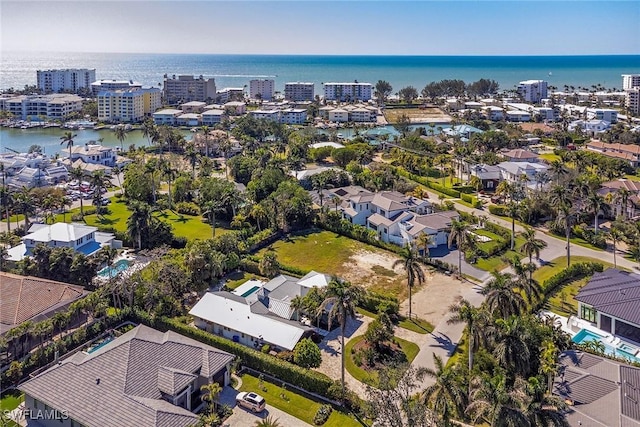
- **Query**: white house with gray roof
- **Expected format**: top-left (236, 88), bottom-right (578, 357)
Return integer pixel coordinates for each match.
top-left (190, 271), bottom-right (331, 351)
top-left (19, 325), bottom-right (235, 427)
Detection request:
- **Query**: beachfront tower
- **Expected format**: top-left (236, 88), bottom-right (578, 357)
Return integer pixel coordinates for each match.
top-left (517, 80), bottom-right (548, 103)
top-left (249, 79), bottom-right (275, 101)
top-left (163, 75), bottom-right (217, 105)
top-left (36, 69), bottom-right (96, 94)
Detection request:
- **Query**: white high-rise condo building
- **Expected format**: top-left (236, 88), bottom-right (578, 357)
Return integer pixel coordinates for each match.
top-left (36, 69), bottom-right (96, 94)
top-left (284, 82), bottom-right (315, 102)
top-left (0, 94), bottom-right (82, 120)
top-left (91, 80), bottom-right (142, 95)
top-left (97, 88), bottom-right (162, 123)
top-left (324, 82), bottom-right (372, 102)
top-left (625, 88), bottom-right (640, 116)
top-left (517, 80), bottom-right (548, 103)
top-left (249, 79), bottom-right (275, 101)
top-left (622, 74), bottom-right (640, 90)
top-left (163, 75), bottom-right (217, 105)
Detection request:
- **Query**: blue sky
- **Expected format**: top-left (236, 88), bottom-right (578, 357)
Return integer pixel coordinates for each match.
top-left (1, 1), bottom-right (639, 55)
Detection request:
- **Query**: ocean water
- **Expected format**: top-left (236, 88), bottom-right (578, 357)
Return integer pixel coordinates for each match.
top-left (2, 51), bottom-right (639, 93)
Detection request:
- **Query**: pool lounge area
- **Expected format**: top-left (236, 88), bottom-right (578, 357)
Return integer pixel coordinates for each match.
top-left (98, 258), bottom-right (133, 278)
top-left (572, 328), bottom-right (640, 363)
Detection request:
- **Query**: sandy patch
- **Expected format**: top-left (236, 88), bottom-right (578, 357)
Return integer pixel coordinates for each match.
top-left (403, 272), bottom-right (476, 326)
top-left (338, 249), bottom-right (409, 298)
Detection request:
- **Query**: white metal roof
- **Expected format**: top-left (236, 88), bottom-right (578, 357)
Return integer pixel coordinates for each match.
top-left (189, 292), bottom-right (307, 350)
top-left (25, 223), bottom-right (97, 243)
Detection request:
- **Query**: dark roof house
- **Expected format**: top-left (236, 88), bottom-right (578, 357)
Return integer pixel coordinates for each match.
top-left (19, 325), bottom-right (235, 427)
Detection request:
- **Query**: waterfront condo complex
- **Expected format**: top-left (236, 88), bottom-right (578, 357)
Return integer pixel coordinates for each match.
top-left (162, 74), bottom-right (217, 105)
top-left (249, 79), bottom-right (275, 101)
top-left (323, 82), bottom-right (372, 102)
top-left (516, 79), bottom-right (548, 103)
top-left (36, 68), bottom-right (96, 94)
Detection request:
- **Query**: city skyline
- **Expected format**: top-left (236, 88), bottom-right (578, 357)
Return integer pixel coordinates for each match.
top-left (1, 1), bottom-right (639, 56)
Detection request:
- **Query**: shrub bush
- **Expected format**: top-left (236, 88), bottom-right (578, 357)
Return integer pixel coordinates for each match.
top-left (453, 185), bottom-right (475, 194)
top-left (175, 202), bottom-right (200, 216)
top-left (314, 404), bottom-right (333, 425)
top-left (537, 262), bottom-right (605, 310)
top-left (488, 204), bottom-right (508, 216)
top-left (239, 258), bottom-right (261, 275)
top-left (359, 291), bottom-right (400, 316)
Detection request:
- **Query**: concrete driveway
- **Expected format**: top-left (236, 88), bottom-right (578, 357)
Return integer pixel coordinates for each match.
top-left (219, 386), bottom-right (312, 427)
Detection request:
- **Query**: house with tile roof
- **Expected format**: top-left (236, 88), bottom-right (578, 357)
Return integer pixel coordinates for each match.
top-left (501, 148), bottom-right (540, 163)
top-left (586, 141), bottom-right (640, 167)
top-left (190, 271), bottom-right (330, 351)
top-left (575, 269), bottom-right (640, 345)
top-left (19, 324), bottom-right (235, 427)
top-left (554, 350), bottom-right (640, 427)
top-left (598, 179), bottom-right (640, 220)
top-left (0, 272), bottom-right (89, 336)
top-left (7, 222), bottom-right (121, 262)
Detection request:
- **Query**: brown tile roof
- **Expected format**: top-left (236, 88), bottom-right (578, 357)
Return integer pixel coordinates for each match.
top-left (502, 148), bottom-right (539, 160)
top-left (19, 325), bottom-right (235, 427)
top-left (601, 179), bottom-right (640, 193)
top-left (0, 272), bottom-right (86, 333)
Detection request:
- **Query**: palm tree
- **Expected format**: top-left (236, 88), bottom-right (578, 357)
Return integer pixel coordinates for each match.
top-left (200, 382), bottom-right (223, 414)
top-left (493, 317), bottom-right (531, 377)
top-left (393, 245), bottom-right (425, 319)
top-left (254, 416), bottom-right (282, 427)
top-left (126, 201), bottom-right (152, 250)
top-left (416, 232), bottom-right (435, 259)
top-left (202, 200), bottom-right (225, 238)
top-left (506, 201), bottom-right (520, 250)
top-left (540, 340), bottom-right (558, 395)
top-left (586, 191), bottom-right (607, 234)
top-left (609, 226), bottom-right (623, 268)
top-left (614, 187), bottom-right (632, 218)
top-left (159, 159), bottom-right (176, 209)
top-left (114, 125), bottom-right (127, 152)
top-left (59, 131), bottom-right (77, 161)
top-left (14, 186), bottom-right (35, 230)
top-left (480, 272), bottom-right (526, 319)
top-left (0, 185), bottom-right (12, 233)
top-left (90, 171), bottom-right (111, 217)
top-left (317, 279), bottom-right (364, 400)
top-left (69, 166), bottom-right (86, 216)
top-left (506, 255), bottom-right (541, 306)
top-left (185, 142), bottom-right (200, 179)
top-left (519, 226), bottom-right (546, 265)
top-left (549, 160), bottom-right (568, 184)
top-left (422, 354), bottom-right (467, 426)
top-left (448, 219), bottom-right (471, 276)
top-left (447, 299), bottom-right (486, 389)
top-left (549, 184), bottom-right (576, 268)
top-left (141, 119), bottom-right (155, 147)
top-left (467, 374), bottom-right (529, 427)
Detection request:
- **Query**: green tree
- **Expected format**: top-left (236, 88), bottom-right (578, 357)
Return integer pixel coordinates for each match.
top-left (398, 86), bottom-right (418, 103)
top-left (59, 131), bottom-right (77, 161)
top-left (493, 317), bottom-right (531, 377)
top-left (448, 219), bottom-right (471, 275)
top-left (259, 251), bottom-right (280, 278)
top-left (467, 374), bottom-right (529, 427)
top-left (318, 279), bottom-right (364, 400)
top-left (364, 313), bottom-right (394, 351)
top-left (422, 354), bottom-right (467, 427)
top-left (114, 125), bottom-right (127, 152)
top-left (392, 244), bottom-right (425, 319)
top-left (254, 416), bottom-right (282, 427)
top-left (126, 201), bottom-right (152, 250)
top-left (374, 80), bottom-right (393, 105)
top-left (6, 360), bottom-right (22, 386)
top-left (293, 338), bottom-right (322, 368)
top-left (481, 272), bottom-right (526, 319)
top-left (447, 299), bottom-right (486, 389)
top-left (200, 382), bottom-right (223, 414)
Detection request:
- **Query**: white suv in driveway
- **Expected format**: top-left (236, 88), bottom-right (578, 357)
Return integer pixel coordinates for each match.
top-left (236, 392), bottom-right (266, 412)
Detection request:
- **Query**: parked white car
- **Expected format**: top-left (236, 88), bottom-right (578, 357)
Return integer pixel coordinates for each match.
top-left (236, 392), bottom-right (266, 413)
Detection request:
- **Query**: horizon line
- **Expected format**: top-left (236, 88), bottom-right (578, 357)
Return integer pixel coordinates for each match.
top-left (3, 51), bottom-right (640, 57)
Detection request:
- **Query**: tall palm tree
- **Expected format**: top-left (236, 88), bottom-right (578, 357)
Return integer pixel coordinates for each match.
top-left (586, 191), bottom-right (607, 234)
top-left (69, 166), bottom-right (86, 216)
top-left (447, 299), bottom-right (487, 389)
top-left (519, 226), bottom-right (546, 265)
top-left (114, 125), bottom-right (127, 152)
top-left (614, 187), bottom-right (632, 219)
top-left (609, 226), bottom-right (623, 268)
top-left (467, 374), bottom-right (529, 427)
top-left (59, 131), bottom-right (77, 161)
top-left (185, 142), bottom-right (200, 179)
top-left (493, 317), bottom-right (531, 377)
top-left (0, 184), bottom-right (12, 233)
top-left (549, 184), bottom-right (576, 268)
top-left (200, 382), bottom-right (223, 414)
top-left (90, 171), bottom-right (111, 217)
top-left (126, 201), bottom-right (152, 250)
top-left (422, 354), bottom-right (467, 426)
top-left (141, 119), bottom-right (155, 147)
top-left (549, 160), bottom-right (568, 184)
top-left (480, 272), bottom-right (526, 319)
top-left (14, 186), bottom-right (35, 230)
top-left (202, 200), bottom-right (225, 238)
top-left (506, 255), bottom-right (541, 306)
top-left (393, 245), bottom-right (425, 319)
top-left (448, 219), bottom-right (471, 276)
top-left (317, 279), bottom-right (364, 400)
top-left (506, 201), bottom-right (520, 250)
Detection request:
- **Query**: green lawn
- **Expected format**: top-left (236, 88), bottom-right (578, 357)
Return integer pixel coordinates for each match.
top-left (532, 256), bottom-right (616, 285)
top-left (54, 197), bottom-right (226, 242)
top-left (223, 271), bottom-right (268, 290)
top-left (539, 153), bottom-right (562, 163)
top-left (257, 230), bottom-right (409, 300)
top-left (238, 374), bottom-right (363, 427)
top-left (474, 234), bottom-right (525, 272)
top-left (356, 308), bottom-right (434, 334)
top-left (0, 389), bottom-right (23, 411)
top-left (545, 277), bottom-right (590, 317)
top-left (446, 331), bottom-right (468, 369)
top-left (344, 335), bottom-right (420, 386)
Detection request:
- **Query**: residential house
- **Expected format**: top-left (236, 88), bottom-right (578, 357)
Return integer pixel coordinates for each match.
top-left (190, 271), bottom-right (331, 351)
top-left (586, 141), bottom-right (640, 168)
top-left (501, 148), bottom-right (540, 163)
top-left (223, 101), bottom-right (246, 116)
top-left (554, 350), bottom-right (640, 427)
top-left (482, 106), bottom-right (504, 121)
top-left (575, 269), bottom-right (640, 345)
top-left (176, 113), bottom-right (200, 127)
top-left (7, 222), bottom-right (121, 262)
top-left (587, 108), bottom-right (618, 124)
top-left (5, 166), bottom-right (66, 189)
top-left (598, 179), bottom-right (640, 219)
top-left (328, 108), bottom-right (349, 123)
top-left (442, 124), bottom-right (484, 140)
top-left (201, 109), bottom-right (225, 125)
top-left (497, 161), bottom-right (549, 190)
top-left (469, 164), bottom-right (502, 191)
top-left (152, 108), bottom-right (182, 125)
top-left (69, 143), bottom-right (117, 166)
top-left (506, 110), bottom-right (531, 122)
top-left (368, 210), bottom-right (459, 248)
top-left (19, 325), bottom-right (235, 427)
top-left (0, 272), bottom-right (89, 336)
top-left (568, 119), bottom-right (611, 135)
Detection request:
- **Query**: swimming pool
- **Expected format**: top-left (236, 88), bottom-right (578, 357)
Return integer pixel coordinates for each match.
top-left (572, 329), bottom-right (640, 363)
top-left (87, 336), bottom-right (114, 354)
top-left (240, 286), bottom-right (261, 298)
top-left (98, 259), bottom-right (131, 278)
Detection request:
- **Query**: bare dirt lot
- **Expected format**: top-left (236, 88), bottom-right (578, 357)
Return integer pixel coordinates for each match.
top-left (383, 107), bottom-right (452, 124)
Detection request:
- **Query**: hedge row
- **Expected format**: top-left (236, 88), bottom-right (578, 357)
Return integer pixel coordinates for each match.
top-left (453, 185), bottom-right (475, 194)
top-left (484, 222), bottom-right (512, 240)
top-left (360, 292), bottom-right (400, 316)
top-left (459, 193), bottom-right (482, 208)
top-left (541, 262), bottom-right (604, 296)
top-left (488, 204), bottom-right (508, 216)
top-left (145, 316), bottom-right (337, 398)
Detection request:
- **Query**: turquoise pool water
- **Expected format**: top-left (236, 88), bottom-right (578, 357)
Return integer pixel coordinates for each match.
top-left (572, 329), bottom-right (640, 363)
top-left (87, 336), bottom-right (114, 354)
top-left (240, 286), bottom-right (260, 298)
top-left (98, 259), bottom-right (131, 278)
